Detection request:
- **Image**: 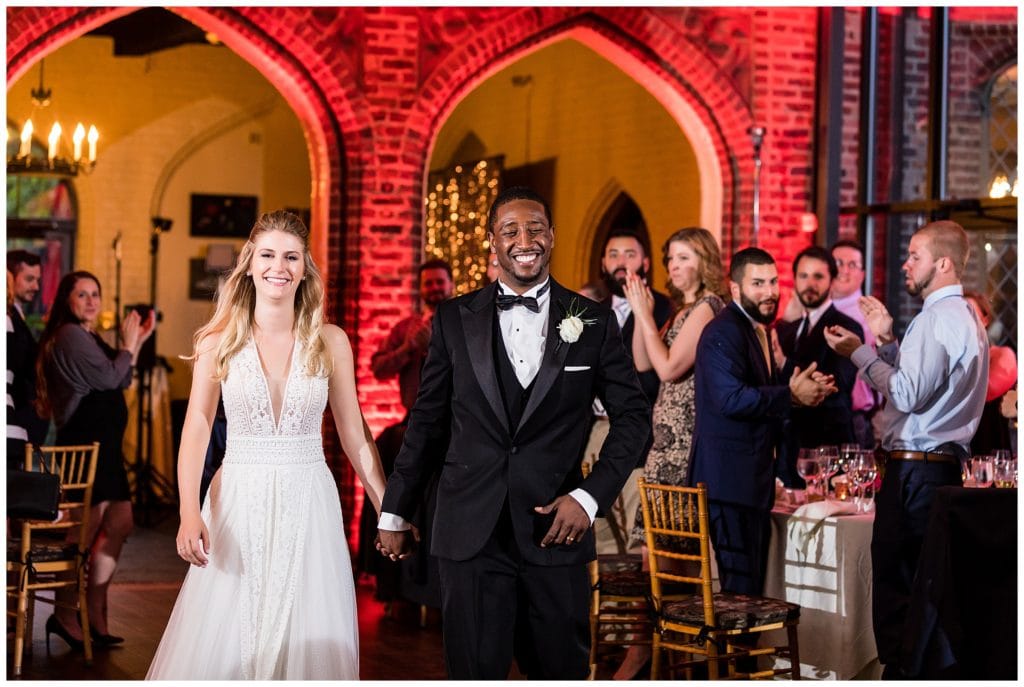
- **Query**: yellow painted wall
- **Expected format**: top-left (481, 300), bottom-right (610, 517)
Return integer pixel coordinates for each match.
top-left (7, 37), bottom-right (311, 400)
top-left (430, 38), bottom-right (702, 293)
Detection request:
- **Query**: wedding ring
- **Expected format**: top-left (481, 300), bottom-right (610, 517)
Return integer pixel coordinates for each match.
top-left (566, 536), bottom-right (574, 543)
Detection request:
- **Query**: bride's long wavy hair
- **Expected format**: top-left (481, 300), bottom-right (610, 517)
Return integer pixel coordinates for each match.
top-left (186, 210), bottom-right (332, 380)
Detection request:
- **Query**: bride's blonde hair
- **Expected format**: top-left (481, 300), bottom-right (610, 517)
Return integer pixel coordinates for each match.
top-left (186, 210), bottom-right (333, 380)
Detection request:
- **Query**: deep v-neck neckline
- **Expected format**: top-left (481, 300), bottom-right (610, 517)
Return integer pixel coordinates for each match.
top-left (252, 335), bottom-right (297, 433)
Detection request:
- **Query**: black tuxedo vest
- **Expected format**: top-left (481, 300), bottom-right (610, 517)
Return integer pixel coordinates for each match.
top-left (491, 310), bottom-right (536, 430)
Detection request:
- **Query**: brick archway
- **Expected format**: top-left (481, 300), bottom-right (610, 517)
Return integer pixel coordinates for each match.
top-left (408, 6), bottom-right (756, 255)
top-left (6, 6), bottom-right (372, 329)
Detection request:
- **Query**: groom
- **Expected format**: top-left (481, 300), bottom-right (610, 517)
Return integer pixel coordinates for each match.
top-left (378, 186), bottom-right (651, 679)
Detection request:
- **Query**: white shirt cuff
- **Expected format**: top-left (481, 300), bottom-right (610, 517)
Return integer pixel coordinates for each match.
top-left (569, 488), bottom-right (598, 525)
top-left (378, 512), bottom-right (412, 531)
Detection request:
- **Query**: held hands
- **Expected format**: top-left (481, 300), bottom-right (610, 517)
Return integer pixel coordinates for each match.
top-left (376, 525), bottom-right (420, 561)
top-left (535, 495), bottom-right (589, 548)
top-left (177, 511), bottom-right (211, 567)
top-left (789, 361), bottom-right (838, 407)
top-left (858, 296), bottom-right (894, 344)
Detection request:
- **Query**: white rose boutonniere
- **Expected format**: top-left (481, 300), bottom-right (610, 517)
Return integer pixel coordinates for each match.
top-left (557, 298), bottom-right (598, 347)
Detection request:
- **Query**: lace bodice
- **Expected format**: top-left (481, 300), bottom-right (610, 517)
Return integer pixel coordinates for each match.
top-left (221, 338), bottom-right (328, 438)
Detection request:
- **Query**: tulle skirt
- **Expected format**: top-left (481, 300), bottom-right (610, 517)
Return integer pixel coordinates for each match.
top-left (147, 450), bottom-right (358, 680)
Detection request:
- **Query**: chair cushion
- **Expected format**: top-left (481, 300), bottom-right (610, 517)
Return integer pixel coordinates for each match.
top-left (7, 542), bottom-right (80, 564)
top-left (598, 553), bottom-right (643, 573)
top-left (600, 570), bottom-right (693, 597)
top-left (662, 593), bottom-right (800, 630)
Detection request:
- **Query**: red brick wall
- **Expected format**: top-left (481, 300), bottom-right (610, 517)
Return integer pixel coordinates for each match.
top-left (7, 6), bottom-right (838, 545)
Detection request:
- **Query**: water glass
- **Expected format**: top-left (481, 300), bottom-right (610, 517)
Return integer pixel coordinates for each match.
top-left (971, 456), bottom-right (994, 488)
top-left (993, 458), bottom-right (1017, 488)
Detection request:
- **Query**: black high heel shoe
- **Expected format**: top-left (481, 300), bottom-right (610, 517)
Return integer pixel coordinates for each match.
top-left (45, 615), bottom-right (84, 652)
top-left (89, 625), bottom-right (125, 646)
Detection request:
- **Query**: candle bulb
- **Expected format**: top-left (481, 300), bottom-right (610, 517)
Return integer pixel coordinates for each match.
top-left (72, 123), bottom-right (85, 161)
top-left (19, 119), bottom-right (33, 158)
top-left (87, 125), bottom-right (98, 163)
top-left (48, 122), bottom-right (61, 161)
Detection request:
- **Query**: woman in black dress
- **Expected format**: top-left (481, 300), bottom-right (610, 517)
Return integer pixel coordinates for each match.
top-left (35, 271), bottom-right (154, 649)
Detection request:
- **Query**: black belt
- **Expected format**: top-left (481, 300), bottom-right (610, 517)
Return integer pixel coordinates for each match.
top-left (884, 450), bottom-right (959, 465)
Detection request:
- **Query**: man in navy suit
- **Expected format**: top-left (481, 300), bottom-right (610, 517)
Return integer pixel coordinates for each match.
top-left (773, 246), bottom-right (863, 487)
top-left (689, 247), bottom-right (836, 595)
top-left (378, 186), bottom-right (651, 679)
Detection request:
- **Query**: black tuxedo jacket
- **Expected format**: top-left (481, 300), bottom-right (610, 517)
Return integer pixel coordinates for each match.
top-left (776, 305), bottom-right (862, 440)
top-left (6, 306), bottom-right (47, 444)
top-left (601, 289), bottom-right (673, 408)
top-left (382, 279), bottom-right (652, 565)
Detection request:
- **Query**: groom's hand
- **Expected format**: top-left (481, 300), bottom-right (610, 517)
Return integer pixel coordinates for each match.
top-left (535, 495), bottom-right (589, 548)
top-left (376, 528), bottom-right (417, 561)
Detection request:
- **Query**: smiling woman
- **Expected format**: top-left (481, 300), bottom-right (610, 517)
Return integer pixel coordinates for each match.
top-left (147, 210), bottom-right (390, 680)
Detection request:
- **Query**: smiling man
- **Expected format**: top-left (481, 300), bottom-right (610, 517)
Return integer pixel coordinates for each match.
top-left (689, 247), bottom-right (836, 595)
top-left (377, 186), bottom-right (651, 679)
top-left (823, 220), bottom-right (988, 679)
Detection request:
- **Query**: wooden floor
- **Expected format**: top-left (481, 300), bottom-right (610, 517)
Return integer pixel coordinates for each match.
top-left (7, 517), bottom-right (625, 680)
top-left (7, 578), bottom-right (452, 680)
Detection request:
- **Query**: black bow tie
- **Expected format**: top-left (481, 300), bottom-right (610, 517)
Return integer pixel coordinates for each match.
top-left (496, 282), bottom-right (549, 313)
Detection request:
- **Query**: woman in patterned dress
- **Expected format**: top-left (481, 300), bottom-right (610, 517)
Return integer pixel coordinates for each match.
top-left (614, 227), bottom-right (726, 679)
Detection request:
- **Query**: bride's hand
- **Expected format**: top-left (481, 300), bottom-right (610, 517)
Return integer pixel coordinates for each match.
top-left (177, 512), bottom-right (211, 567)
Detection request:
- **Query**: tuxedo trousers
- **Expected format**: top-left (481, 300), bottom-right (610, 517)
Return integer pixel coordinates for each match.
top-left (436, 502), bottom-right (591, 679)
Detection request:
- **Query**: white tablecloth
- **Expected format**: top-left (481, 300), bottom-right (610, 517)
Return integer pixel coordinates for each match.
top-left (763, 505), bottom-right (881, 679)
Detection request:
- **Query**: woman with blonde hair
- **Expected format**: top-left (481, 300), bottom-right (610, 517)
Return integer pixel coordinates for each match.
top-left (147, 210), bottom-right (389, 680)
top-left (615, 227), bottom-right (726, 679)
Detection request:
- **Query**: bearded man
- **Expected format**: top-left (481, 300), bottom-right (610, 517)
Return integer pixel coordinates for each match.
top-left (688, 247), bottom-right (836, 595)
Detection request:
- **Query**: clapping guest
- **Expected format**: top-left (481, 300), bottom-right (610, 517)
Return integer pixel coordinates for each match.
top-left (615, 227), bottom-right (726, 679)
top-left (36, 271), bottom-right (155, 648)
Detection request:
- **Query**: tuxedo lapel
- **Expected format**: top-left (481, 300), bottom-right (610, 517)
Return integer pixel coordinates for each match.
top-left (516, 281), bottom-right (572, 434)
top-left (459, 282), bottom-right (509, 436)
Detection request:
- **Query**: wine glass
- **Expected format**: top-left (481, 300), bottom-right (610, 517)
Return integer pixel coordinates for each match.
top-left (851, 450), bottom-right (878, 511)
top-left (796, 449), bottom-right (823, 500)
top-left (839, 443), bottom-right (859, 476)
top-left (817, 446), bottom-right (840, 497)
top-left (971, 456), bottom-right (994, 488)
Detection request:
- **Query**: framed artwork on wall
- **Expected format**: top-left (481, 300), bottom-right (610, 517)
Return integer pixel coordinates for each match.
top-left (190, 194), bottom-right (258, 238)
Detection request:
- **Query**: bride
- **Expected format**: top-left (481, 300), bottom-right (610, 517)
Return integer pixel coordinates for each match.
top-left (147, 211), bottom-right (388, 680)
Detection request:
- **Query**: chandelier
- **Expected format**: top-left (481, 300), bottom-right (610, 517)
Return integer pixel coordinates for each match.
top-left (7, 59), bottom-right (98, 176)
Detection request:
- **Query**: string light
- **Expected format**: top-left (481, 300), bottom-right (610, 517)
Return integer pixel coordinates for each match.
top-left (424, 157), bottom-right (500, 294)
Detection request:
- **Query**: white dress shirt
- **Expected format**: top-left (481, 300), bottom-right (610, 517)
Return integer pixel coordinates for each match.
top-left (380, 278), bottom-right (598, 532)
top-left (497, 279), bottom-right (550, 388)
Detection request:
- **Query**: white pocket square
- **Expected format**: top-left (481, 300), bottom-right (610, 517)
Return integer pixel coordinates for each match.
top-left (564, 365), bottom-right (591, 372)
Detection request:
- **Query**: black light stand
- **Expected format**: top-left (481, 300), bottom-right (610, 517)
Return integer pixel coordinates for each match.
top-left (112, 231), bottom-right (122, 348)
top-left (128, 216), bottom-right (176, 526)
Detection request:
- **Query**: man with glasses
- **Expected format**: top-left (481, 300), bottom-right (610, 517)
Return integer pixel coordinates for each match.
top-left (830, 240), bottom-right (880, 448)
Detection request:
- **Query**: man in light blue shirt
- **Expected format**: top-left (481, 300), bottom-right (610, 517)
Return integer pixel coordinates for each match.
top-left (824, 220), bottom-right (988, 679)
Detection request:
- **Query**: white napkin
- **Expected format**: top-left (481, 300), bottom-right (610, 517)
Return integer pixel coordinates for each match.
top-left (787, 499), bottom-right (860, 554)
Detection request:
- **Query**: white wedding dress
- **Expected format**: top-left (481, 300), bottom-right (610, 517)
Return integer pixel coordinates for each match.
top-left (147, 339), bottom-right (359, 680)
